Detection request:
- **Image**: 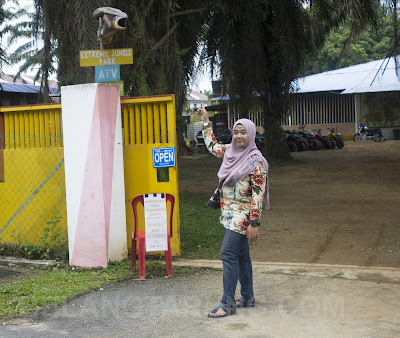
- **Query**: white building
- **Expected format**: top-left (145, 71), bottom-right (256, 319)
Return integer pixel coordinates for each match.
top-left (186, 89), bottom-right (208, 111)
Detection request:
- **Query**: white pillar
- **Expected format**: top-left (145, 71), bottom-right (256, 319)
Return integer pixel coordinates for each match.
top-left (61, 83), bottom-right (127, 268)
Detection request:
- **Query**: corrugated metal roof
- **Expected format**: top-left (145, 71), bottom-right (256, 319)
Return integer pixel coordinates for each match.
top-left (187, 89), bottom-right (209, 101)
top-left (0, 73), bottom-right (59, 88)
top-left (0, 82), bottom-right (60, 95)
top-left (211, 95), bottom-right (229, 101)
top-left (294, 57), bottom-right (400, 94)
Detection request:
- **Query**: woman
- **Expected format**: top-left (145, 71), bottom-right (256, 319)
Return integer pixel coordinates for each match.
top-left (197, 103), bottom-right (269, 319)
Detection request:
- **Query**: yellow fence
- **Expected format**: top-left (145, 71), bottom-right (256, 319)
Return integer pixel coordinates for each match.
top-left (0, 104), bottom-right (66, 250)
top-left (0, 94), bottom-right (180, 256)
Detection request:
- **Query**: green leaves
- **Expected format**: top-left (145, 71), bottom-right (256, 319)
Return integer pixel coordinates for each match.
top-left (304, 15), bottom-right (394, 76)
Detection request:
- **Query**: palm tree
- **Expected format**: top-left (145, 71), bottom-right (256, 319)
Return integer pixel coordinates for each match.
top-left (2, 0), bottom-right (58, 102)
top-left (202, 0), bottom-right (379, 160)
top-left (0, 0), bottom-right (24, 74)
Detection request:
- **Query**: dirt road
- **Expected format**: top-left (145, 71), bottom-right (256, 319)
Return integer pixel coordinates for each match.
top-left (180, 141), bottom-right (400, 268)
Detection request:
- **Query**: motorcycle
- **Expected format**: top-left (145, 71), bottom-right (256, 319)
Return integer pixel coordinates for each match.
top-left (313, 129), bottom-right (334, 149)
top-left (326, 128), bottom-right (345, 148)
top-left (353, 124), bottom-right (383, 142)
top-left (297, 125), bottom-right (320, 151)
top-left (284, 130), bottom-right (307, 152)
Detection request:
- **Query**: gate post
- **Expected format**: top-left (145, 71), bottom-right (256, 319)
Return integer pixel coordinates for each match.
top-left (61, 83), bottom-right (127, 267)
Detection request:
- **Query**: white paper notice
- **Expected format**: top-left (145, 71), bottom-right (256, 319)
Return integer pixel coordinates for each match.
top-left (144, 194), bottom-right (168, 252)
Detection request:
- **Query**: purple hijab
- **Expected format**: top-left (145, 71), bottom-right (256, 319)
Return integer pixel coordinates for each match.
top-left (217, 119), bottom-right (270, 209)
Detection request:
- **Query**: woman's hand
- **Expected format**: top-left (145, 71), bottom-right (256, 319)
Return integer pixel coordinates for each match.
top-left (196, 102), bottom-right (210, 124)
top-left (246, 225), bottom-right (259, 241)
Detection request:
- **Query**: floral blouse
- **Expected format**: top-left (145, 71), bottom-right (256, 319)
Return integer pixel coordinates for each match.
top-left (203, 125), bottom-right (268, 235)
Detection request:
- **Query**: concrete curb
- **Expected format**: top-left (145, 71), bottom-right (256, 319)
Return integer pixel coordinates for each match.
top-left (173, 259), bottom-right (400, 284)
top-left (0, 256), bottom-right (58, 268)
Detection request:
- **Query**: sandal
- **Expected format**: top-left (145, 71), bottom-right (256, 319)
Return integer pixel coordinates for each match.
top-left (236, 296), bottom-right (255, 308)
top-left (208, 304), bottom-right (236, 318)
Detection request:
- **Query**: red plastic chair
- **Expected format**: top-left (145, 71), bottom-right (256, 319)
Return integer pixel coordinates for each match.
top-left (131, 193), bottom-right (175, 279)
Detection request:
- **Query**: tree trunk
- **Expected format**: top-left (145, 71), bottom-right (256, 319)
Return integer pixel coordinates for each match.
top-left (262, 93), bottom-right (291, 161)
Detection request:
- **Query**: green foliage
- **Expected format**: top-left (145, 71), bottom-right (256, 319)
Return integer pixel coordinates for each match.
top-left (303, 15), bottom-right (394, 76)
top-left (200, 89), bottom-right (211, 96)
top-left (156, 167), bottom-right (170, 182)
top-left (0, 213), bottom-right (68, 262)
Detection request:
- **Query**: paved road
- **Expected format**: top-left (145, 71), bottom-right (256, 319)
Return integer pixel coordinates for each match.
top-left (1, 260), bottom-right (400, 337)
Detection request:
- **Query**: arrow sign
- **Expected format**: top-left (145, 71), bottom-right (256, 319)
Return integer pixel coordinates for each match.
top-left (95, 65), bottom-right (120, 82)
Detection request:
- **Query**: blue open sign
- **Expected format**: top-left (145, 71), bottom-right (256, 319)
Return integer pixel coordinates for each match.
top-left (152, 147), bottom-right (176, 168)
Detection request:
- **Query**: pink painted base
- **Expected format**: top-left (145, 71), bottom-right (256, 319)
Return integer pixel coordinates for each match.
top-left (70, 85), bottom-right (118, 267)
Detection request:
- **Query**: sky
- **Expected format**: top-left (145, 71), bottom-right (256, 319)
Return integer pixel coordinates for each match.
top-left (193, 70), bottom-right (213, 93)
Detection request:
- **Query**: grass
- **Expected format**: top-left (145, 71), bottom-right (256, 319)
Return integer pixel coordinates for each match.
top-left (0, 260), bottom-right (196, 321)
top-left (179, 191), bottom-right (224, 259)
top-left (178, 153), bottom-right (222, 181)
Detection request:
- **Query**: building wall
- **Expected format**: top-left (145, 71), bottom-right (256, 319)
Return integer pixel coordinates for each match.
top-left (0, 93), bottom-right (38, 106)
top-left (286, 91), bottom-right (400, 140)
top-left (223, 92), bottom-right (357, 140)
top-left (360, 91), bottom-right (400, 128)
top-left (187, 121), bottom-right (203, 141)
top-left (286, 92), bottom-right (355, 127)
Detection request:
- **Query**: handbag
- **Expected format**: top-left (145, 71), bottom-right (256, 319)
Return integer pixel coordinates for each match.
top-left (206, 181), bottom-right (224, 209)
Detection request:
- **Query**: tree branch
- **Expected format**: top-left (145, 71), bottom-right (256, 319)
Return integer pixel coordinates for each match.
top-left (150, 23), bottom-right (179, 52)
top-left (170, 8), bottom-right (205, 18)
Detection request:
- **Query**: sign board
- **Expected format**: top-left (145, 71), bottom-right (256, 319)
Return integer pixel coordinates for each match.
top-left (152, 147), bottom-right (176, 168)
top-left (79, 48), bottom-right (133, 67)
top-left (95, 65), bottom-right (120, 82)
top-left (144, 194), bottom-right (168, 252)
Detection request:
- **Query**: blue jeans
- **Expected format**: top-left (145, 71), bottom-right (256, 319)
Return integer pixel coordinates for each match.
top-left (220, 229), bottom-right (254, 310)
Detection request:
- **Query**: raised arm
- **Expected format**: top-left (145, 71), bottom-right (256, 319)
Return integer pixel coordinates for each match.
top-left (197, 103), bottom-right (227, 158)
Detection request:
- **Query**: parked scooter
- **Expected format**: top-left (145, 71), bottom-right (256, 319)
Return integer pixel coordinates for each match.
top-left (353, 123), bottom-right (383, 142)
top-left (327, 128), bottom-right (345, 148)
